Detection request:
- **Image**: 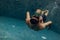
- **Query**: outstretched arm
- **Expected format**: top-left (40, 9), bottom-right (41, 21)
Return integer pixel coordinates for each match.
top-left (43, 21), bottom-right (52, 26)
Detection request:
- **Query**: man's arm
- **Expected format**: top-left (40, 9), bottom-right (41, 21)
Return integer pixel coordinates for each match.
top-left (43, 21), bottom-right (52, 26)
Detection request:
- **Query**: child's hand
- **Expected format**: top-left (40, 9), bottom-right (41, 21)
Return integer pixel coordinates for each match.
top-left (27, 11), bottom-right (29, 14)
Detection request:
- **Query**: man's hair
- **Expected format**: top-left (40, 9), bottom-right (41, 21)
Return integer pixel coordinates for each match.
top-left (30, 19), bottom-right (39, 24)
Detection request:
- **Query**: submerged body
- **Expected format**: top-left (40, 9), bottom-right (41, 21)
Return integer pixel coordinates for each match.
top-left (26, 9), bottom-right (52, 30)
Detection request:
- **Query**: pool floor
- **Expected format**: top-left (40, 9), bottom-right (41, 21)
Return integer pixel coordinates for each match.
top-left (0, 16), bottom-right (60, 40)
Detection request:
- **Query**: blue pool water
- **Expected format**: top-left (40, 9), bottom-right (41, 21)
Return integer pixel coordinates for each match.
top-left (0, 0), bottom-right (60, 40)
top-left (0, 16), bottom-right (60, 40)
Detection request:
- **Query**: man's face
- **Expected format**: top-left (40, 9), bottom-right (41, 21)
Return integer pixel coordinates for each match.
top-left (36, 9), bottom-right (41, 13)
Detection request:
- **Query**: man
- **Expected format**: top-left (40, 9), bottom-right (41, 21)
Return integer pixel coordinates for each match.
top-left (26, 9), bottom-right (52, 30)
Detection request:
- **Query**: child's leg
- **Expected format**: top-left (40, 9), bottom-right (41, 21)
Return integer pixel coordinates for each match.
top-left (42, 10), bottom-right (49, 16)
top-left (44, 10), bottom-right (49, 16)
top-left (41, 11), bottom-right (45, 15)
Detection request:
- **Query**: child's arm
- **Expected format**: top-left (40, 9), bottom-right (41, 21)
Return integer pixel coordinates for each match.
top-left (26, 11), bottom-right (30, 24)
top-left (26, 11), bottom-right (30, 19)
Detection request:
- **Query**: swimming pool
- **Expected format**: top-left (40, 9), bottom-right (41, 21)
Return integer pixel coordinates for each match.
top-left (0, 0), bottom-right (60, 40)
top-left (0, 16), bottom-right (60, 40)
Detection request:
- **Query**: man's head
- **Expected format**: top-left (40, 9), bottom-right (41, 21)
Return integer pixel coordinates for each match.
top-left (30, 17), bottom-right (39, 25)
top-left (36, 9), bottom-right (42, 14)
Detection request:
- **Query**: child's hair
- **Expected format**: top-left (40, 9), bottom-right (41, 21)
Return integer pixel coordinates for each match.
top-left (30, 19), bottom-right (39, 24)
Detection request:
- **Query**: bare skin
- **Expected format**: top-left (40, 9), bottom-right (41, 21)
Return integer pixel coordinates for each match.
top-left (26, 11), bottom-right (30, 24)
top-left (38, 10), bottom-right (52, 29)
top-left (26, 9), bottom-right (52, 30)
